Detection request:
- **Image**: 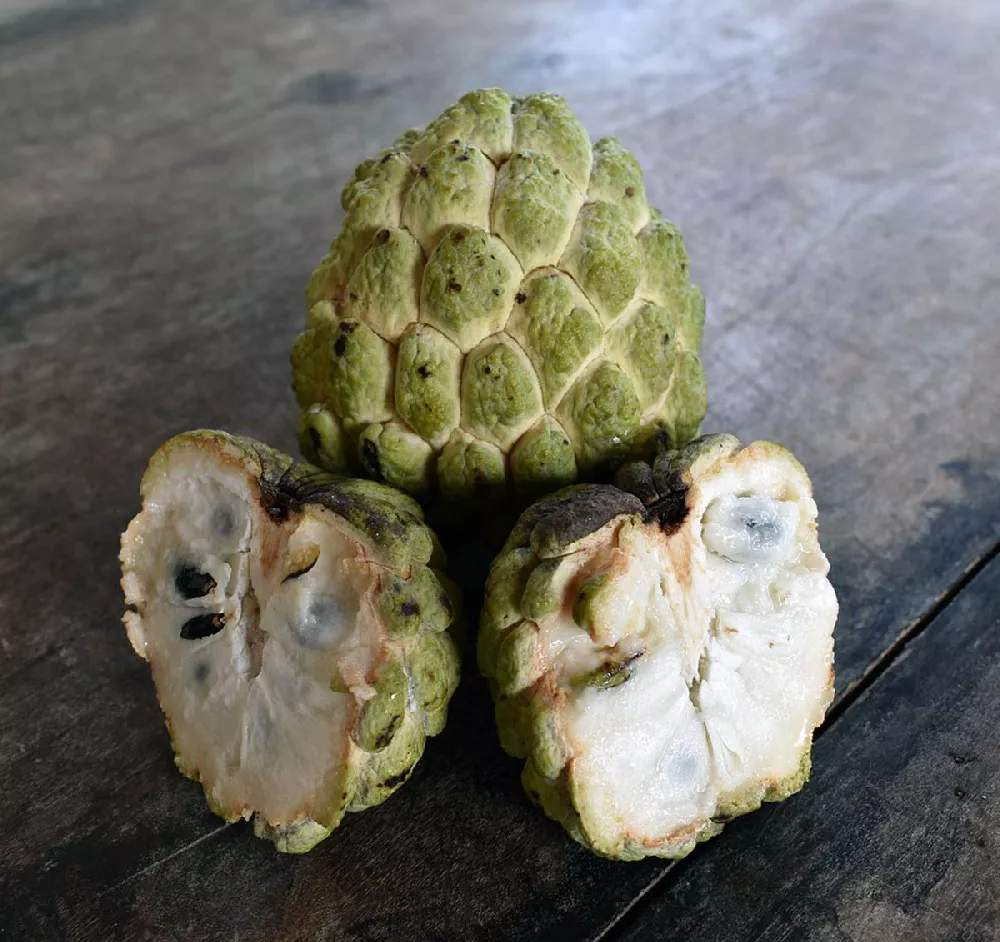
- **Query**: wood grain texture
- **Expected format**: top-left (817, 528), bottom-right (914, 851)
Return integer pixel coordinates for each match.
top-left (1, 0), bottom-right (998, 938)
top-left (614, 551), bottom-right (1000, 942)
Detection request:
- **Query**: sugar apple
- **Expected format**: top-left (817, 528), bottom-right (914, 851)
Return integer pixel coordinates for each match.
top-left (478, 434), bottom-right (837, 860)
top-left (120, 430), bottom-right (460, 853)
top-left (293, 87), bottom-right (707, 502)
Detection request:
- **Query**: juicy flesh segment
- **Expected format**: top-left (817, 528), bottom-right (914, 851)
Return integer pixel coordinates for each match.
top-left (121, 448), bottom-right (385, 827)
top-left (537, 453), bottom-right (836, 850)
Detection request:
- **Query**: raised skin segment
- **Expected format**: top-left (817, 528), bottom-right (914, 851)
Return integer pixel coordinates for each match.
top-left (479, 435), bottom-right (837, 860)
top-left (410, 87), bottom-right (513, 165)
top-left (403, 142), bottom-right (495, 254)
top-left (419, 224), bottom-right (522, 353)
top-left (504, 269), bottom-right (603, 411)
top-left (587, 136), bottom-right (650, 231)
top-left (344, 228), bottom-right (424, 343)
top-left (395, 324), bottom-right (462, 448)
top-left (120, 431), bottom-right (460, 852)
top-left (512, 93), bottom-right (593, 189)
top-left (491, 150), bottom-right (583, 272)
top-left (559, 200), bottom-right (642, 326)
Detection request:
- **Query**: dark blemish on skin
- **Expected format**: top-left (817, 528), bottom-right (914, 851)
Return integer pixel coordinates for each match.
top-left (266, 502), bottom-right (290, 521)
top-left (380, 153), bottom-right (393, 164)
top-left (125, 603), bottom-right (139, 615)
top-left (194, 662), bottom-right (210, 683)
top-left (515, 292), bottom-right (526, 304)
top-left (450, 139), bottom-right (460, 145)
top-left (400, 600), bottom-right (420, 616)
top-left (448, 281), bottom-right (462, 292)
top-left (492, 288), bottom-right (501, 296)
top-left (377, 229), bottom-right (391, 243)
top-left (625, 186), bottom-right (636, 198)
top-left (349, 292), bottom-right (358, 301)
top-left (374, 715), bottom-right (401, 749)
top-left (309, 427), bottom-right (323, 453)
top-left (180, 613), bottom-right (226, 641)
top-left (417, 365), bottom-right (430, 378)
top-left (333, 335), bottom-right (347, 356)
top-left (419, 166), bottom-right (429, 178)
top-left (483, 366), bottom-right (492, 375)
top-left (553, 168), bottom-right (560, 175)
top-left (379, 768), bottom-right (413, 790)
top-left (174, 566), bottom-right (217, 600)
top-left (456, 154), bottom-right (470, 162)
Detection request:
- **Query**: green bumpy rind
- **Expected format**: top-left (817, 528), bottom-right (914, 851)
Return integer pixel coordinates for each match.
top-left (293, 88), bottom-right (708, 505)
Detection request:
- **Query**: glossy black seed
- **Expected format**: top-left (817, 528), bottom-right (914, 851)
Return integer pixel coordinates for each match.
top-left (174, 566), bottom-right (217, 599)
top-left (180, 613), bottom-right (226, 640)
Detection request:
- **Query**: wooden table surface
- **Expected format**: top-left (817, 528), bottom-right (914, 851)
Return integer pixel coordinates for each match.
top-left (2, 0), bottom-right (999, 939)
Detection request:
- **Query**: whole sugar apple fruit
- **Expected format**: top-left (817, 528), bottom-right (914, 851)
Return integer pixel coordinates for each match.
top-left (478, 434), bottom-right (837, 860)
top-left (293, 88), bottom-right (707, 502)
top-left (120, 430), bottom-right (460, 852)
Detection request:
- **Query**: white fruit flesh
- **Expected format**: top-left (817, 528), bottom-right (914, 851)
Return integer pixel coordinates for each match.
top-left (120, 445), bottom-right (387, 827)
top-left (535, 446), bottom-right (836, 851)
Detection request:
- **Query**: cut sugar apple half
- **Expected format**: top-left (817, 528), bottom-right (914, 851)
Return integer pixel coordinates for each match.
top-left (478, 434), bottom-right (837, 860)
top-left (120, 430), bottom-right (460, 853)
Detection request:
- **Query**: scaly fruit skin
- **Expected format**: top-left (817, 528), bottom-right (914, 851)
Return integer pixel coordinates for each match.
top-left (120, 431), bottom-right (460, 852)
top-left (479, 435), bottom-right (837, 861)
top-left (294, 88), bottom-right (707, 504)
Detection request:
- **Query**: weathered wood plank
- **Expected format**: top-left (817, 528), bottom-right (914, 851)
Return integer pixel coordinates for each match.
top-left (1, 0), bottom-right (999, 938)
top-left (612, 551), bottom-right (1000, 942)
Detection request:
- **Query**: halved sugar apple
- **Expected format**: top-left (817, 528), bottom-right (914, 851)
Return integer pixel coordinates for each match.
top-left (294, 88), bottom-right (708, 503)
top-left (478, 434), bottom-right (837, 860)
top-left (120, 430), bottom-right (460, 853)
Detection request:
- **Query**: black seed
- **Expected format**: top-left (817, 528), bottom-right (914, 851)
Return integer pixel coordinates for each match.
top-left (515, 292), bottom-right (526, 304)
top-left (284, 555), bottom-right (319, 583)
top-left (194, 662), bottom-right (210, 683)
top-left (333, 335), bottom-right (347, 356)
top-left (266, 502), bottom-right (290, 521)
top-left (625, 186), bottom-right (636, 197)
top-left (175, 566), bottom-right (217, 599)
top-left (417, 365), bottom-right (430, 378)
top-left (180, 613), bottom-right (226, 640)
top-left (400, 600), bottom-right (420, 616)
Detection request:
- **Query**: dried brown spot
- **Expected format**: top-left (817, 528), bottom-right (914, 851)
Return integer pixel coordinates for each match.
top-left (625, 186), bottom-right (636, 198)
top-left (400, 600), bottom-right (420, 617)
top-left (515, 292), bottom-right (526, 304)
top-left (417, 365), bottom-right (430, 378)
top-left (419, 166), bottom-right (429, 178)
top-left (333, 335), bottom-right (347, 357)
top-left (448, 281), bottom-right (462, 293)
top-left (377, 229), bottom-right (391, 244)
top-left (483, 365), bottom-right (492, 375)
top-left (492, 288), bottom-right (501, 296)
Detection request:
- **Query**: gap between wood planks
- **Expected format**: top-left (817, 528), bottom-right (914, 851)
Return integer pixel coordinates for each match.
top-left (590, 533), bottom-right (1000, 942)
